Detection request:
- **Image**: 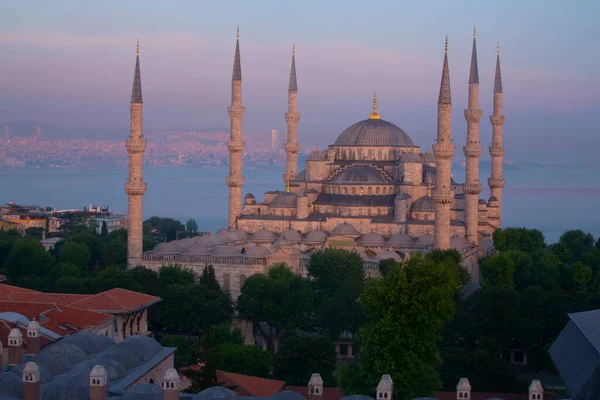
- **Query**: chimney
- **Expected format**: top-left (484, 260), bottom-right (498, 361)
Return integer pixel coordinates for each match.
top-left (0, 340), bottom-right (4, 368)
top-left (27, 319), bottom-right (41, 355)
top-left (376, 374), bottom-right (393, 400)
top-left (90, 365), bottom-right (108, 400)
top-left (308, 373), bottom-right (324, 399)
top-left (456, 378), bottom-right (471, 399)
top-left (42, 230), bottom-right (46, 240)
top-left (8, 328), bottom-right (23, 366)
top-left (162, 368), bottom-right (180, 400)
top-left (22, 361), bottom-right (40, 400)
top-left (528, 379), bottom-right (543, 400)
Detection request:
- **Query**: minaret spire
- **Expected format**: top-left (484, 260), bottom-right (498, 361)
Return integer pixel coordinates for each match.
top-left (433, 36), bottom-right (455, 250)
top-left (463, 27), bottom-right (483, 246)
top-left (284, 43), bottom-right (301, 185)
top-left (489, 43), bottom-right (506, 227)
top-left (226, 27), bottom-right (246, 229)
top-left (125, 40), bottom-right (147, 268)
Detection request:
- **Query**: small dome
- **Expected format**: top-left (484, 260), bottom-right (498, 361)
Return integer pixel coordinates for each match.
top-left (181, 244), bottom-right (209, 256)
top-left (421, 150), bottom-right (436, 163)
top-left (333, 118), bottom-right (413, 147)
top-left (478, 199), bottom-right (487, 205)
top-left (244, 193), bottom-right (256, 205)
top-left (212, 245), bottom-right (240, 256)
top-left (395, 193), bottom-right (411, 201)
top-left (244, 193), bottom-right (255, 199)
top-left (123, 383), bottom-right (163, 400)
top-left (304, 230), bottom-right (328, 244)
top-left (164, 368), bottom-right (179, 381)
top-left (450, 236), bottom-right (470, 251)
top-left (415, 234), bottom-right (434, 246)
top-left (400, 151), bottom-right (422, 163)
top-left (488, 196), bottom-right (498, 202)
top-left (270, 192), bottom-right (298, 208)
top-left (196, 234), bottom-right (219, 246)
top-left (244, 245), bottom-right (270, 258)
top-left (341, 395), bottom-right (375, 400)
top-left (196, 386), bottom-right (239, 400)
top-left (252, 229), bottom-right (276, 243)
top-left (270, 391), bottom-right (307, 400)
top-left (229, 229), bottom-right (249, 241)
top-left (357, 232), bottom-right (385, 246)
top-left (330, 165), bottom-right (392, 185)
top-left (56, 332), bottom-right (115, 355)
top-left (90, 365), bottom-right (107, 378)
top-left (411, 196), bottom-right (435, 212)
top-left (47, 342), bottom-right (88, 364)
top-left (27, 319), bottom-right (40, 331)
top-left (8, 328), bottom-right (21, 339)
top-left (307, 148), bottom-right (327, 161)
top-left (282, 229), bottom-right (302, 243)
top-left (331, 222), bottom-right (360, 236)
top-left (387, 234), bottom-right (415, 246)
top-left (376, 250), bottom-right (403, 261)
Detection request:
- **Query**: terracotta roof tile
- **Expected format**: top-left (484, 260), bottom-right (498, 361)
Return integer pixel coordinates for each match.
top-left (0, 283), bottom-right (40, 300)
top-left (217, 370), bottom-right (285, 397)
top-left (41, 304), bottom-right (113, 334)
top-left (0, 301), bottom-right (55, 320)
top-left (7, 292), bottom-right (91, 305)
top-left (70, 288), bottom-right (161, 313)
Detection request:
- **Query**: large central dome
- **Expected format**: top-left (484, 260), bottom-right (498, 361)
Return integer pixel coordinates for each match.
top-left (333, 118), bottom-right (414, 147)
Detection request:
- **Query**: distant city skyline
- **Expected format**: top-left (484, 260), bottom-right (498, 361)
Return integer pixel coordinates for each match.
top-left (0, 1), bottom-right (598, 164)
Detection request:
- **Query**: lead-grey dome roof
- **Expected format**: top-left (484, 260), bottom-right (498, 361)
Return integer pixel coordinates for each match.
top-left (333, 119), bottom-right (413, 147)
top-left (330, 165), bottom-right (393, 185)
top-left (421, 150), bottom-right (436, 163)
top-left (411, 196), bottom-right (435, 212)
top-left (331, 222), bottom-right (360, 236)
top-left (400, 151), bottom-right (422, 163)
top-left (307, 148), bottom-right (327, 161)
top-left (270, 192), bottom-right (297, 208)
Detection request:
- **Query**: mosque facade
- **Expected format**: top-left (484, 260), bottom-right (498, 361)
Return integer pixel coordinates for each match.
top-left (133, 28), bottom-right (506, 299)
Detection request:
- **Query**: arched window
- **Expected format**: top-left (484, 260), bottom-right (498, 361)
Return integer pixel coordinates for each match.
top-left (368, 187), bottom-right (372, 195)
top-left (149, 379), bottom-right (155, 384)
top-left (378, 149), bottom-right (382, 160)
top-left (352, 187), bottom-right (356, 195)
top-left (376, 187), bottom-right (380, 195)
top-left (344, 187), bottom-right (348, 195)
top-left (239, 274), bottom-right (247, 288)
top-left (359, 187), bottom-right (364, 195)
top-left (223, 274), bottom-right (230, 291)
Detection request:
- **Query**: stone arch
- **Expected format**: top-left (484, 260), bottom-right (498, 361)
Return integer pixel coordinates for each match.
top-left (223, 274), bottom-right (230, 291)
top-left (365, 249), bottom-right (377, 258)
top-left (239, 274), bottom-right (247, 289)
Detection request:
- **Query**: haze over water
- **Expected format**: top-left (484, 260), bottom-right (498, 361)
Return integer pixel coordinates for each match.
top-left (2, 163), bottom-right (598, 244)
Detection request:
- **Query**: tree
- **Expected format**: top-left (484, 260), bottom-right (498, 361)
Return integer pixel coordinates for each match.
top-left (554, 230), bottom-right (595, 263)
top-left (572, 262), bottom-right (593, 289)
top-left (351, 254), bottom-right (459, 400)
top-left (144, 216), bottom-right (185, 242)
top-left (183, 328), bottom-right (223, 393)
top-left (161, 335), bottom-right (192, 368)
top-left (273, 335), bottom-right (337, 386)
top-left (219, 343), bottom-right (272, 378)
top-left (480, 253), bottom-right (515, 288)
top-left (92, 266), bottom-right (143, 293)
top-left (307, 249), bottom-right (366, 339)
top-left (60, 242), bottom-right (91, 267)
top-left (186, 218), bottom-right (198, 234)
top-left (237, 264), bottom-right (312, 352)
top-left (128, 266), bottom-right (161, 295)
top-left (4, 237), bottom-right (56, 290)
top-left (68, 232), bottom-right (103, 266)
top-left (101, 221), bottom-right (108, 237)
top-left (493, 228), bottom-right (546, 253)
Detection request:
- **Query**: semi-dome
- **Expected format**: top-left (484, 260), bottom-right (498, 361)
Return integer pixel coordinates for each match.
top-left (333, 119), bottom-right (413, 147)
top-left (411, 196), bottom-right (435, 212)
top-left (387, 234), bottom-right (415, 246)
top-left (270, 192), bottom-right (297, 208)
top-left (281, 229), bottom-right (302, 243)
top-left (376, 250), bottom-right (403, 261)
top-left (400, 151), bottom-right (421, 163)
top-left (357, 232), bottom-right (385, 246)
top-left (330, 165), bottom-right (393, 185)
top-left (415, 234), bottom-right (434, 246)
top-left (331, 222), bottom-right (360, 236)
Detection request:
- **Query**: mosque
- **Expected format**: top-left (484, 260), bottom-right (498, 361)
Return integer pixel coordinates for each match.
top-left (127, 28), bottom-right (506, 298)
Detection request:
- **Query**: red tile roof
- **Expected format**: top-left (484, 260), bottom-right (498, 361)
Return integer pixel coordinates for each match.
top-left (0, 301), bottom-right (54, 320)
top-left (0, 283), bottom-right (40, 300)
top-left (0, 319), bottom-right (53, 348)
top-left (7, 292), bottom-right (90, 305)
top-left (70, 288), bottom-right (161, 313)
top-left (286, 386), bottom-right (343, 400)
top-left (217, 371), bottom-right (285, 397)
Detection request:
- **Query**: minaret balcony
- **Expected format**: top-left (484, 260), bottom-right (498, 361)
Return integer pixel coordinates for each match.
top-left (490, 115), bottom-right (506, 126)
top-left (284, 142), bottom-right (300, 154)
top-left (126, 138), bottom-right (146, 154)
top-left (488, 177), bottom-right (505, 189)
top-left (432, 143), bottom-right (455, 159)
top-left (463, 183), bottom-right (482, 195)
top-left (227, 140), bottom-right (245, 153)
top-left (464, 109), bottom-right (483, 123)
top-left (463, 143), bottom-right (482, 157)
top-left (489, 145), bottom-right (505, 157)
top-left (125, 181), bottom-right (147, 195)
top-left (226, 175), bottom-right (245, 187)
top-left (227, 106), bottom-right (245, 118)
top-left (433, 188), bottom-right (454, 203)
top-left (285, 112), bottom-right (300, 124)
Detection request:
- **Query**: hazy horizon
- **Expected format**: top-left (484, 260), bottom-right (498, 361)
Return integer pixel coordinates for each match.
top-left (1, 1), bottom-right (598, 164)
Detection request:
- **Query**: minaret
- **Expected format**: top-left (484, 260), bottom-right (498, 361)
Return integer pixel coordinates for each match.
top-left (125, 40), bottom-right (147, 268)
top-left (226, 27), bottom-right (245, 229)
top-left (284, 44), bottom-right (301, 184)
top-left (489, 43), bottom-right (506, 226)
top-left (433, 37), bottom-right (455, 250)
top-left (463, 27), bottom-right (483, 245)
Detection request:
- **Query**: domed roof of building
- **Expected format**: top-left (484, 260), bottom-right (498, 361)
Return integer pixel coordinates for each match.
top-left (228, 229), bottom-right (248, 241)
top-left (270, 391), bottom-right (307, 400)
top-left (341, 395), bottom-right (375, 400)
top-left (376, 250), bottom-right (403, 261)
top-left (281, 229), bottom-right (302, 243)
top-left (59, 332), bottom-right (115, 355)
top-left (331, 222), bottom-right (360, 236)
top-left (478, 199), bottom-right (487, 205)
top-left (252, 229), bottom-right (276, 243)
top-left (488, 196), bottom-right (498, 202)
top-left (270, 192), bottom-right (298, 208)
top-left (415, 234), bottom-right (434, 246)
top-left (421, 150), bottom-right (436, 163)
top-left (387, 234), bottom-right (415, 246)
top-left (357, 232), bottom-right (385, 246)
top-left (123, 383), bottom-right (163, 400)
top-left (307, 146), bottom-right (327, 161)
top-left (330, 165), bottom-right (393, 185)
top-left (304, 230), bottom-right (328, 244)
top-left (244, 193), bottom-right (255, 199)
top-left (411, 195), bottom-right (435, 212)
top-left (46, 342), bottom-right (88, 365)
top-left (450, 236), bottom-right (470, 251)
top-left (400, 151), bottom-right (422, 163)
top-left (150, 242), bottom-right (171, 254)
top-left (244, 245), bottom-right (270, 258)
top-left (212, 245), bottom-right (240, 256)
top-left (333, 119), bottom-right (413, 147)
top-left (196, 386), bottom-right (239, 400)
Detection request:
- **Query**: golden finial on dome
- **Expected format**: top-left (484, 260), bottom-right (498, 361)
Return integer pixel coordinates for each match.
top-left (285, 177), bottom-right (291, 192)
top-left (315, 144), bottom-right (319, 152)
top-left (427, 182), bottom-right (432, 197)
top-left (136, 39), bottom-right (140, 56)
top-left (369, 92), bottom-right (381, 120)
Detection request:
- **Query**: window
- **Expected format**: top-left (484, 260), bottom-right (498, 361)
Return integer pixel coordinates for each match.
top-left (223, 274), bottom-right (230, 291)
top-left (368, 187), bottom-right (372, 194)
top-left (339, 343), bottom-right (349, 355)
top-left (239, 274), bottom-right (247, 288)
top-left (352, 187), bottom-right (356, 195)
top-left (376, 187), bottom-right (380, 195)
